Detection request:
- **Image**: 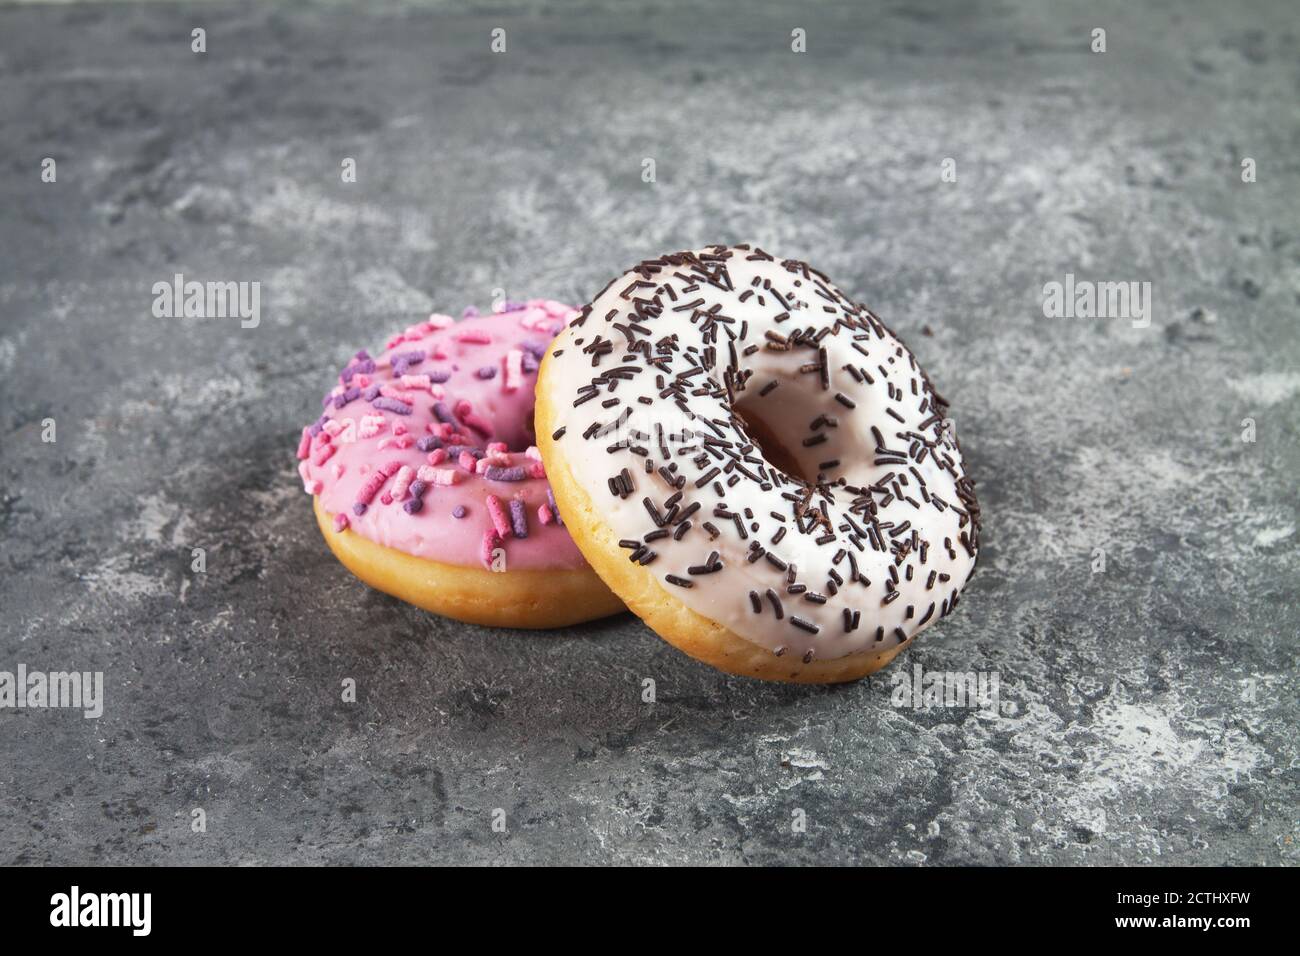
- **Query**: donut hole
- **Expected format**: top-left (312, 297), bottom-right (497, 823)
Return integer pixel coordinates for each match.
top-left (470, 399), bottom-right (537, 452)
top-left (502, 405), bottom-right (536, 451)
top-left (731, 401), bottom-right (814, 485)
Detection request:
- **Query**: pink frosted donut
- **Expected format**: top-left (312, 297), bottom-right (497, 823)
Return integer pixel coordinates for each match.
top-left (297, 300), bottom-right (623, 628)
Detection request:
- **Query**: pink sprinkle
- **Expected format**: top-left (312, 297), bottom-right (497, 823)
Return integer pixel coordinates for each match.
top-left (333, 513), bottom-right (350, 532)
top-left (392, 421), bottom-right (408, 436)
top-left (336, 419), bottom-right (357, 444)
top-left (480, 529), bottom-right (502, 568)
top-left (426, 448), bottom-right (448, 465)
top-left (391, 465), bottom-right (414, 500)
top-left (322, 419), bottom-right (343, 437)
top-left (519, 303), bottom-right (567, 332)
top-left (353, 373), bottom-right (372, 388)
top-left (430, 384), bottom-right (446, 400)
top-left (458, 408), bottom-right (494, 437)
top-left (332, 462), bottom-right (345, 479)
top-left (475, 453), bottom-right (511, 475)
top-left (427, 313), bottom-right (455, 330)
top-left (297, 461), bottom-right (318, 493)
top-left (296, 427), bottom-right (312, 460)
top-left (308, 479), bottom-right (324, 495)
top-left (486, 441), bottom-right (508, 455)
top-left (428, 422), bottom-right (456, 439)
top-left (527, 460), bottom-right (546, 479)
top-left (353, 463), bottom-right (403, 509)
top-left (358, 414), bottom-right (386, 439)
top-left (456, 329), bottom-right (492, 345)
top-left (377, 434), bottom-right (414, 451)
top-left (428, 468), bottom-right (462, 486)
top-left (485, 494), bottom-right (511, 538)
top-left (503, 349), bottom-right (524, 391)
top-left (400, 374), bottom-right (433, 393)
top-left (312, 442), bottom-right (336, 466)
top-left (380, 492), bottom-right (393, 505)
top-left (458, 451), bottom-right (476, 471)
top-left (538, 504), bottom-right (554, 525)
top-left (379, 385), bottom-right (416, 403)
top-left (356, 468), bottom-right (391, 505)
top-left (525, 445), bottom-right (542, 461)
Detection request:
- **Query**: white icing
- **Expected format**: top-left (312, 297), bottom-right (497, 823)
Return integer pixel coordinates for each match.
top-left (545, 246), bottom-right (980, 662)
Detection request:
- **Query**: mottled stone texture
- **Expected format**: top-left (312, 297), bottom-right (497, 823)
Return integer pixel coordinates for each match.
top-left (0, 0), bottom-right (1297, 866)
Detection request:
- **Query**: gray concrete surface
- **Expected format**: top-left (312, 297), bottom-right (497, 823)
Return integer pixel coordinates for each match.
top-left (0, 0), bottom-right (1297, 865)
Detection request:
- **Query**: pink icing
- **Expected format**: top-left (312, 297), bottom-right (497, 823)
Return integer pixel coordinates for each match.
top-left (298, 300), bottom-right (590, 571)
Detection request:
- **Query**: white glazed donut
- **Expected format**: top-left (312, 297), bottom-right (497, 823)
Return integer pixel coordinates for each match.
top-left (536, 245), bottom-right (981, 682)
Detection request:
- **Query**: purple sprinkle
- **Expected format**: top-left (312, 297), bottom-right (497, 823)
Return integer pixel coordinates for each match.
top-left (509, 498), bottom-right (528, 538)
top-left (503, 301), bottom-right (526, 312)
top-left (547, 488), bottom-right (562, 526)
top-left (484, 465), bottom-right (527, 482)
top-left (409, 480), bottom-right (427, 498)
top-left (352, 502), bottom-right (368, 516)
top-left (461, 306), bottom-right (480, 318)
top-left (391, 349), bottom-right (425, 376)
top-left (432, 401), bottom-right (458, 425)
top-left (403, 498), bottom-right (423, 514)
top-left (444, 445), bottom-right (484, 458)
top-left (309, 415), bottom-right (328, 436)
top-left (521, 352), bottom-right (539, 373)
top-left (416, 436), bottom-right (441, 452)
top-left (362, 385), bottom-right (381, 401)
top-left (355, 349), bottom-right (371, 361)
top-left (521, 340), bottom-right (548, 357)
top-left (341, 358), bottom-right (375, 383)
top-left (391, 349), bottom-right (424, 366)
top-left (372, 397), bottom-right (413, 415)
top-left (452, 505), bottom-right (468, 519)
top-left (475, 366), bottom-right (497, 379)
top-left (334, 385), bottom-right (361, 409)
top-left (427, 369), bottom-right (452, 384)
